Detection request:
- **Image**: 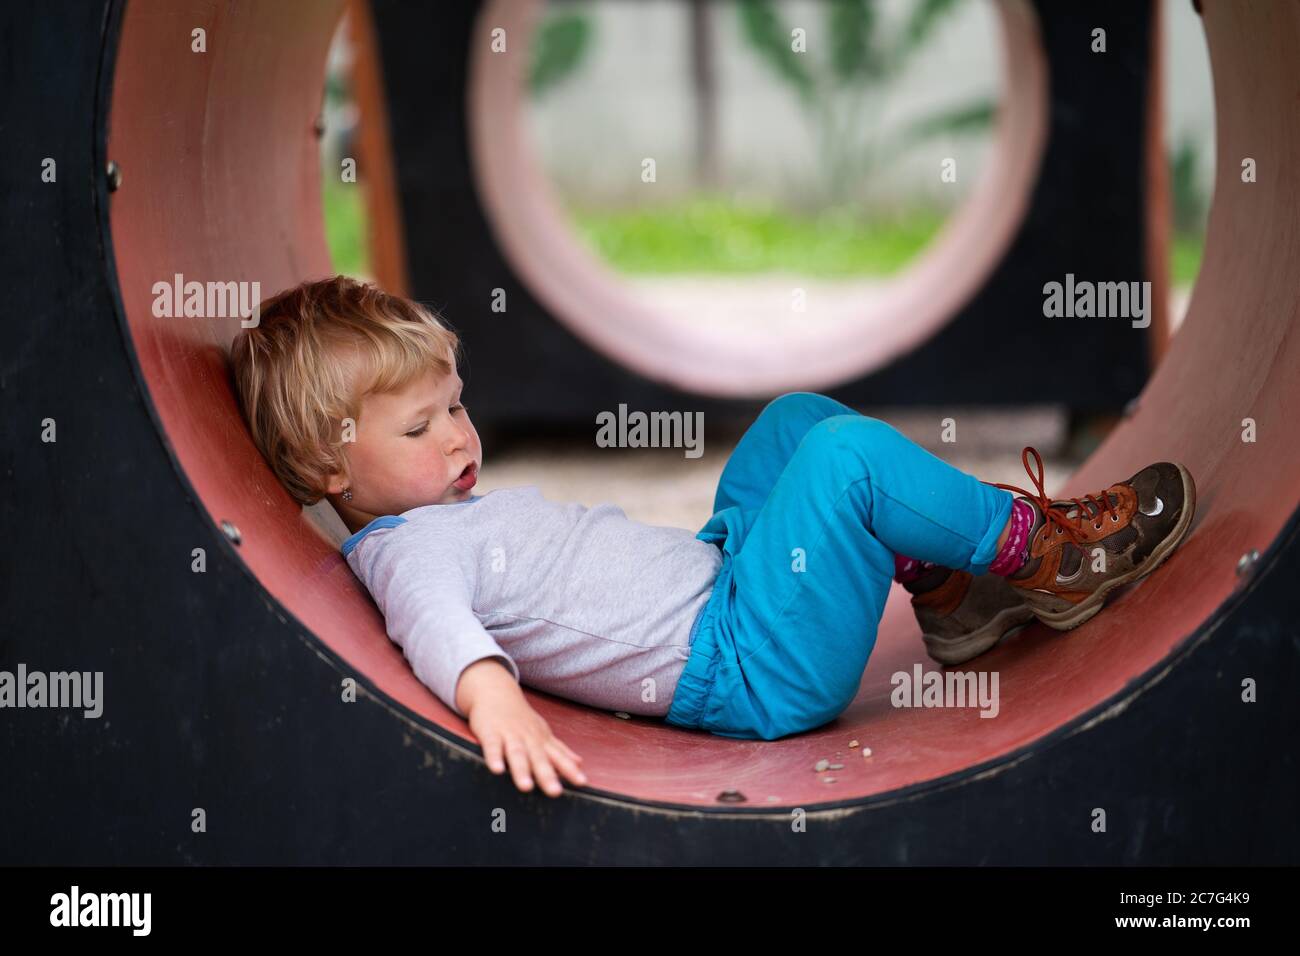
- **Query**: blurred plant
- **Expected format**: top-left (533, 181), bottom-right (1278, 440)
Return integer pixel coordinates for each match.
top-left (323, 70), bottom-right (348, 108)
top-left (1168, 132), bottom-right (1206, 236)
top-left (529, 9), bottom-right (594, 97)
top-left (737, 0), bottom-right (994, 210)
top-left (1167, 132), bottom-right (1208, 285)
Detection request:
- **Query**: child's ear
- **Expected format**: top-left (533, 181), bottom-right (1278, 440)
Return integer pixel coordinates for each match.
top-left (324, 471), bottom-right (348, 496)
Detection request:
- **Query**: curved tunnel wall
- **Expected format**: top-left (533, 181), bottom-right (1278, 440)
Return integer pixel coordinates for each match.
top-left (2, 0), bottom-right (1296, 863)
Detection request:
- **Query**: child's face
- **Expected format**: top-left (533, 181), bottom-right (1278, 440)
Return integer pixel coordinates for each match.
top-left (328, 364), bottom-right (481, 526)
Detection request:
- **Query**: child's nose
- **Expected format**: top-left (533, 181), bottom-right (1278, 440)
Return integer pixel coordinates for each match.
top-left (442, 423), bottom-right (470, 456)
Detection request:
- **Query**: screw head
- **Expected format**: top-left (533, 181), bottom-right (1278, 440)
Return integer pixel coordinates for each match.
top-left (1236, 549), bottom-right (1260, 576)
top-left (220, 520), bottom-right (242, 546)
top-left (106, 160), bottom-right (122, 191)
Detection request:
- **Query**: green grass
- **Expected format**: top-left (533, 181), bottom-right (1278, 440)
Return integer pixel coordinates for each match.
top-left (321, 179), bottom-right (370, 277)
top-left (565, 197), bottom-right (947, 278)
top-left (322, 183), bottom-right (1207, 286)
top-left (1170, 232), bottom-right (1204, 286)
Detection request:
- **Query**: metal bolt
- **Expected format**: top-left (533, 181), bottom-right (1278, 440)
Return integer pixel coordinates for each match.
top-left (220, 520), bottom-right (242, 546)
top-left (716, 789), bottom-right (746, 804)
top-left (106, 161), bottom-right (122, 192)
top-left (1236, 549), bottom-right (1260, 576)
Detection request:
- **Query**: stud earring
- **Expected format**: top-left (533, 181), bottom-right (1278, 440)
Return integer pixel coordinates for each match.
top-left (342, 488), bottom-right (353, 501)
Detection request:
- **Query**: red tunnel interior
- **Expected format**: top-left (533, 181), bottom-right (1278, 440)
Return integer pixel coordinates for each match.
top-left (106, 0), bottom-right (1300, 809)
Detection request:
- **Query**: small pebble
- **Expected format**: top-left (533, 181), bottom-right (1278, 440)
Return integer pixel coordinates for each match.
top-left (849, 739), bottom-right (860, 748)
top-left (829, 763), bottom-right (844, 770)
top-left (613, 711), bottom-right (630, 720)
top-left (861, 747), bottom-right (873, 758)
top-left (823, 776), bottom-right (837, 784)
top-left (814, 759), bottom-right (830, 772)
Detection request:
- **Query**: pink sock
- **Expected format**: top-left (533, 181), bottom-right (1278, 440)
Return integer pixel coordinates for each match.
top-left (894, 554), bottom-right (936, 584)
top-left (987, 498), bottom-right (1035, 576)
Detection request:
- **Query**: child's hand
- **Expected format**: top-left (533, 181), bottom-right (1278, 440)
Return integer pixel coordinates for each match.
top-left (467, 685), bottom-right (588, 797)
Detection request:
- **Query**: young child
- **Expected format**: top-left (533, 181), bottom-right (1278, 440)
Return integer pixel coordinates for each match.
top-left (230, 276), bottom-right (1196, 797)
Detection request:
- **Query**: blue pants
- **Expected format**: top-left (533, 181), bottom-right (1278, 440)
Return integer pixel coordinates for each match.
top-left (664, 392), bottom-right (1014, 740)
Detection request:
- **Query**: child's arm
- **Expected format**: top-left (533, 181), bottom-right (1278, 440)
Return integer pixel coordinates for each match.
top-left (456, 659), bottom-right (587, 797)
top-left (370, 548), bottom-right (587, 796)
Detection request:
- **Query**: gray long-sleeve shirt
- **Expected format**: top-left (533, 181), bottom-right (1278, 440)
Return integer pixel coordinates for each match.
top-left (342, 486), bottom-right (723, 719)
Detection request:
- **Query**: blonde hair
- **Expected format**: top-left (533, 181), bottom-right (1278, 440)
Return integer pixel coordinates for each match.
top-left (229, 275), bottom-right (461, 506)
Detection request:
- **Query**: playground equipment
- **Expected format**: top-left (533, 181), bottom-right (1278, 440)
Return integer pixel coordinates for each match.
top-left (2, 0), bottom-right (1296, 863)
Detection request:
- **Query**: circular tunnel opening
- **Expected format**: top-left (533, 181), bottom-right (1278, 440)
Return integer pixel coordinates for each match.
top-left (509, 0), bottom-right (1011, 392)
top-left (469, 0), bottom-right (1048, 397)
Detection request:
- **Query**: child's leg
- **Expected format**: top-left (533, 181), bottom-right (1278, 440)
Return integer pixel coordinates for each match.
top-left (712, 392), bottom-right (858, 515)
top-left (714, 414), bottom-right (1013, 739)
top-left (711, 393), bottom-right (999, 585)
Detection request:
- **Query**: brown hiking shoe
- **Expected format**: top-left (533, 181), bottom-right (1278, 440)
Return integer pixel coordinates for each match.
top-left (992, 447), bottom-right (1197, 631)
top-left (907, 566), bottom-right (1037, 665)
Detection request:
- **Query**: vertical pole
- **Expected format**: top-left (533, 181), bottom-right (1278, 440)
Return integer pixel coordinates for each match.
top-left (348, 0), bottom-right (411, 295)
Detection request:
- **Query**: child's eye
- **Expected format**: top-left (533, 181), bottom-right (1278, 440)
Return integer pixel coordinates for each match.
top-left (406, 403), bottom-right (464, 436)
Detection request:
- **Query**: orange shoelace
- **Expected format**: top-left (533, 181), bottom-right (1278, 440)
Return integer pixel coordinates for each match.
top-left (989, 447), bottom-right (1121, 550)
